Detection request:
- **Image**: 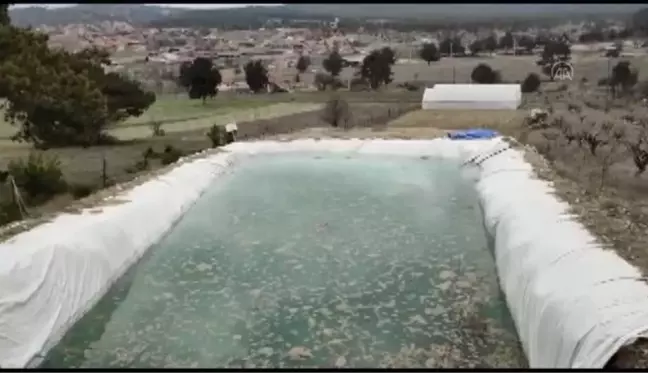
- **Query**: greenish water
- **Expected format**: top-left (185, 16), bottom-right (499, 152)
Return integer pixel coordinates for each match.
top-left (42, 153), bottom-right (526, 368)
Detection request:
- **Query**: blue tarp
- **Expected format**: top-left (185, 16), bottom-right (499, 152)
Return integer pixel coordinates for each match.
top-left (447, 128), bottom-right (500, 140)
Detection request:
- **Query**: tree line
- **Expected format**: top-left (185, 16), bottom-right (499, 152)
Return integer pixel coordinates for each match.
top-left (178, 45), bottom-right (400, 96)
top-left (0, 5), bottom-right (156, 149)
top-left (417, 32), bottom-right (561, 64)
top-left (178, 31), bottom-right (577, 98)
top-left (177, 57), bottom-right (269, 99)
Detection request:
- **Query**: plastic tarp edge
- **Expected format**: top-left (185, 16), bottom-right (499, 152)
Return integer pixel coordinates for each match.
top-left (473, 139), bottom-right (648, 368)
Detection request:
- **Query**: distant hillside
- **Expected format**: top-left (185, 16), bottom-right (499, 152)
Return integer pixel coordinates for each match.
top-left (285, 4), bottom-right (645, 20)
top-left (8, 4), bottom-right (187, 27)
top-left (146, 4), bottom-right (644, 30)
top-left (10, 3), bottom-right (643, 29)
top-left (147, 6), bottom-right (333, 29)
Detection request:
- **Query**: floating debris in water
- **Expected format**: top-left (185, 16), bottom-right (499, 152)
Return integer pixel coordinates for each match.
top-left (333, 355), bottom-right (347, 368)
top-left (287, 346), bottom-right (313, 361)
top-left (257, 347), bottom-right (274, 357)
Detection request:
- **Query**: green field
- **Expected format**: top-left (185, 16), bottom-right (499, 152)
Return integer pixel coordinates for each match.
top-left (0, 89), bottom-right (421, 147)
top-left (117, 94), bottom-right (277, 127)
top-left (0, 94), bottom-right (319, 144)
top-left (112, 102), bottom-right (322, 140)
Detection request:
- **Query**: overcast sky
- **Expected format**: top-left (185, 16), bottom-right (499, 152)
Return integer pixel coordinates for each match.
top-left (11, 4), bottom-right (282, 9)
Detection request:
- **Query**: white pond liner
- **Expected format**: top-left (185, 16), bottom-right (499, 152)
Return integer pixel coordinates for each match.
top-left (1, 138), bottom-right (648, 368)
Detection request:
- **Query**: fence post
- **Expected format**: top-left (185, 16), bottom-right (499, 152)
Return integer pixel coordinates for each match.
top-left (102, 155), bottom-right (107, 188)
top-left (10, 176), bottom-right (15, 206)
top-left (9, 175), bottom-right (28, 219)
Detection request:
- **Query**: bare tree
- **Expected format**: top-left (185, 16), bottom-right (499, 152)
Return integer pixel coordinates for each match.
top-left (626, 122), bottom-right (648, 176)
top-left (594, 123), bottom-right (626, 192)
top-left (582, 123), bottom-right (611, 156)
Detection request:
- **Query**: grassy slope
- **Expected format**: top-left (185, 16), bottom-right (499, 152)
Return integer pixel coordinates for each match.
top-left (0, 95), bottom-right (281, 143)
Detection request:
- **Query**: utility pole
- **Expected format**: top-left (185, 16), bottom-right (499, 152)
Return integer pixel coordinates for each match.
top-left (101, 155), bottom-right (107, 188)
top-left (450, 32), bottom-right (456, 84)
top-left (513, 36), bottom-right (517, 56)
top-left (449, 31), bottom-right (456, 83)
top-left (607, 57), bottom-right (613, 100)
top-left (450, 40), bottom-right (454, 84)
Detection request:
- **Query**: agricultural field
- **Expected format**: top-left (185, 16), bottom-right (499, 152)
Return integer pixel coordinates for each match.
top-left (114, 94), bottom-right (277, 128)
top-left (0, 89), bottom-right (423, 146)
top-left (111, 102), bottom-right (322, 141)
top-left (0, 95), bottom-right (296, 144)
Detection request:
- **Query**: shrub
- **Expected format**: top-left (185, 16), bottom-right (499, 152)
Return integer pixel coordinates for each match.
top-left (349, 77), bottom-right (370, 91)
top-left (8, 153), bottom-right (67, 204)
top-left (160, 145), bottom-right (183, 165)
top-left (207, 124), bottom-right (228, 148)
top-left (142, 146), bottom-right (157, 160)
top-left (521, 73), bottom-right (541, 93)
top-left (0, 201), bottom-right (22, 226)
top-left (125, 158), bottom-right (149, 174)
top-left (610, 61), bottom-right (639, 95)
top-left (268, 82), bottom-right (289, 94)
top-left (399, 80), bottom-right (423, 91)
top-left (322, 96), bottom-right (352, 129)
top-left (470, 63), bottom-right (501, 84)
top-left (331, 78), bottom-right (345, 90)
top-left (606, 49), bottom-right (620, 58)
top-left (582, 122), bottom-right (614, 156)
top-left (627, 125), bottom-right (648, 176)
top-left (150, 120), bottom-right (165, 137)
top-left (68, 183), bottom-right (95, 199)
top-left (314, 72), bottom-right (335, 91)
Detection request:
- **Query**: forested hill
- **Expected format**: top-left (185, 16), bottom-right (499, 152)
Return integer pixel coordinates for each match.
top-left (9, 3), bottom-right (646, 29)
top-left (148, 4), bottom-right (645, 29)
top-left (147, 6), bottom-right (333, 29)
top-left (8, 4), bottom-right (186, 27)
top-left (285, 4), bottom-right (645, 20)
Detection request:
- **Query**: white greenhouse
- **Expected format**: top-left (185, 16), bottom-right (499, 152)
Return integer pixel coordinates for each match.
top-left (421, 84), bottom-right (522, 110)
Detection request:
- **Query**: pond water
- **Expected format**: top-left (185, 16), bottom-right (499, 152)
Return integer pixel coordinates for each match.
top-left (42, 152), bottom-right (527, 368)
